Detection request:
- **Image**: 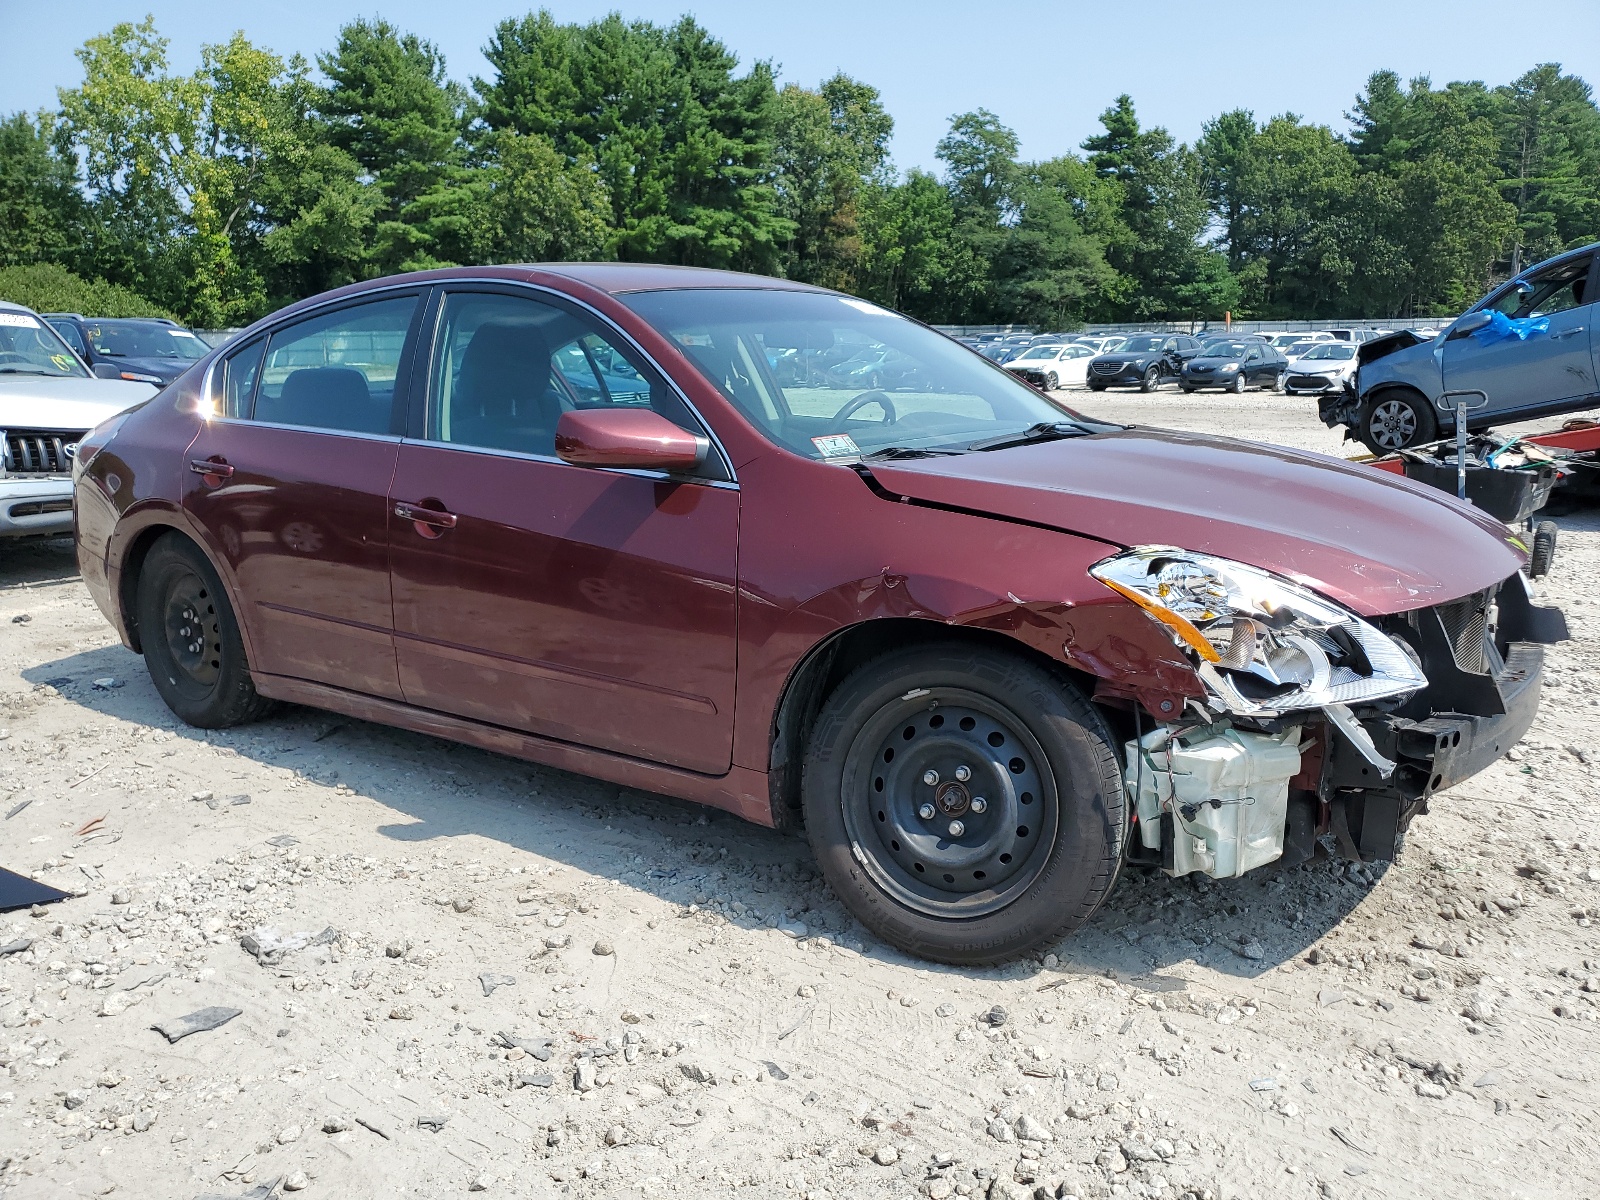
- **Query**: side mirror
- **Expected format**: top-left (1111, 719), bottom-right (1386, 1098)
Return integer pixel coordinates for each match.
top-left (555, 408), bottom-right (708, 472)
top-left (92, 362), bottom-right (122, 379)
top-left (1446, 310), bottom-right (1494, 341)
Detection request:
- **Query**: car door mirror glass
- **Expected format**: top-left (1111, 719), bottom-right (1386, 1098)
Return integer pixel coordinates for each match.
top-left (555, 407), bottom-right (708, 472)
top-left (1448, 310), bottom-right (1494, 340)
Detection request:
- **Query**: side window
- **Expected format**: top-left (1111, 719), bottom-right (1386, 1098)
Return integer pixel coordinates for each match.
top-left (1245, 348), bottom-right (1262, 362)
top-left (221, 336), bottom-right (265, 418)
top-left (52, 322), bottom-right (87, 355)
top-left (427, 290), bottom-right (699, 458)
top-left (254, 296), bottom-right (417, 434)
top-left (1490, 256), bottom-right (1593, 318)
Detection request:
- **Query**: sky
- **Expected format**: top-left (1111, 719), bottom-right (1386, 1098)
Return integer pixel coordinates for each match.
top-left (3, 0), bottom-right (1598, 171)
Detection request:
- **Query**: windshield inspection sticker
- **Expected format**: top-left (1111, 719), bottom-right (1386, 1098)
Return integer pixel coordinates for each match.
top-left (811, 433), bottom-right (860, 459)
top-left (0, 312), bottom-right (39, 328)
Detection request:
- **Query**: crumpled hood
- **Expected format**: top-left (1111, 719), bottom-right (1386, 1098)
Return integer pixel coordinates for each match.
top-left (865, 427), bottom-right (1524, 616)
top-left (0, 376), bottom-right (155, 431)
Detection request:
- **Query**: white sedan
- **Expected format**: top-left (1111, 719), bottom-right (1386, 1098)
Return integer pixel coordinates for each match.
top-left (1283, 341), bottom-right (1359, 396)
top-left (1003, 342), bottom-right (1095, 389)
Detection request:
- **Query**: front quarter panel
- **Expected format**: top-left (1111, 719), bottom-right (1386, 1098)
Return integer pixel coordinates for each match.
top-left (1357, 339), bottom-right (1442, 406)
top-left (730, 454), bottom-right (1204, 773)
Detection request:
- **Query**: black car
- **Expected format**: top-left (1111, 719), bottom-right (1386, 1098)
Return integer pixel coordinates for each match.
top-left (43, 314), bottom-right (210, 388)
top-left (1180, 339), bottom-right (1287, 393)
top-left (1085, 334), bottom-right (1205, 392)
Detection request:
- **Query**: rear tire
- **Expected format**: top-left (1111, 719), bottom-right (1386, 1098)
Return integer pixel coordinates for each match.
top-left (801, 642), bottom-right (1125, 965)
top-left (135, 533), bottom-right (274, 729)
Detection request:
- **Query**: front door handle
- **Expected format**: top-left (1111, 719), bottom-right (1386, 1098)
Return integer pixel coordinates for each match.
top-left (1551, 325), bottom-right (1586, 339)
top-left (395, 500), bottom-right (457, 539)
top-left (189, 458), bottom-right (233, 485)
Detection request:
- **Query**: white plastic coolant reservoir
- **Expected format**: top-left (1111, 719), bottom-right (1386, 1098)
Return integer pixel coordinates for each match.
top-left (1124, 724), bottom-right (1302, 879)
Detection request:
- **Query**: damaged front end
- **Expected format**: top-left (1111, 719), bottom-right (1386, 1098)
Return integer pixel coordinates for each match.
top-left (1093, 547), bottom-right (1567, 878)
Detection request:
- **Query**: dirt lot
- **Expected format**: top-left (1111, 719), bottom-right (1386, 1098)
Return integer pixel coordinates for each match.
top-left (3, 389), bottom-right (1600, 1200)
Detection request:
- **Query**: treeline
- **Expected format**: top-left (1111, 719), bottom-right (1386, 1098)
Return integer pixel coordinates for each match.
top-left (2, 12), bottom-right (1598, 328)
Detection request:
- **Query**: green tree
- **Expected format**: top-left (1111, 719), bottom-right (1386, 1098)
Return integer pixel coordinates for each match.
top-left (476, 10), bottom-right (788, 270)
top-left (0, 112), bottom-right (84, 268)
top-left (317, 19), bottom-right (475, 272)
top-left (485, 132), bottom-right (611, 262)
top-left (1084, 95), bottom-right (1237, 321)
top-left (772, 73), bottom-right (893, 289)
top-left (1494, 64), bottom-right (1600, 271)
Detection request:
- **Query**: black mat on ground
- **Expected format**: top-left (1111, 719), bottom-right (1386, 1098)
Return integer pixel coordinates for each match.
top-left (0, 867), bottom-right (71, 912)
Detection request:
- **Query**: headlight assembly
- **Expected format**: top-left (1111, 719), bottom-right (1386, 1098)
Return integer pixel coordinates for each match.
top-left (1090, 546), bottom-right (1426, 717)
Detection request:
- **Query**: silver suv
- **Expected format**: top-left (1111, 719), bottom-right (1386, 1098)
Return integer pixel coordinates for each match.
top-left (1326, 242), bottom-right (1598, 453)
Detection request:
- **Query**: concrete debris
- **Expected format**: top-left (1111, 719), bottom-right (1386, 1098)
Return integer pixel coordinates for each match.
top-left (150, 1007), bottom-right (242, 1043)
top-left (479, 971), bottom-right (515, 996)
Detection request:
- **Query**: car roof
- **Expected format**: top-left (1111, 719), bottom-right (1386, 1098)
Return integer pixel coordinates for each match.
top-left (527, 262), bottom-right (827, 295)
top-left (0, 299), bottom-right (41, 316)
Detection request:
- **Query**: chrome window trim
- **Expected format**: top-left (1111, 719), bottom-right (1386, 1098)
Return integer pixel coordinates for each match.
top-left (199, 414), bottom-right (402, 444)
top-left (401, 436), bottom-right (738, 490)
top-left (202, 274), bottom-right (739, 483)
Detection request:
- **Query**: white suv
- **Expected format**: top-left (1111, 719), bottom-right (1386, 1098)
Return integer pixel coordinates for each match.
top-left (0, 301), bottom-right (156, 539)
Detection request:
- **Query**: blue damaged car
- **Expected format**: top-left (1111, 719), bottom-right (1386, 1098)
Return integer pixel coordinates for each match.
top-left (1324, 242), bottom-right (1600, 453)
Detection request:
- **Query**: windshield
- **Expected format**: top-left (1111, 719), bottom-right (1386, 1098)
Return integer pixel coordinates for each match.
top-left (0, 311), bottom-right (90, 378)
top-left (1114, 336), bottom-right (1164, 354)
top-left (84, 320), bottom-right (208, 360)
top-left (1301, 344), bottom-right (1355, 361)
top-left (622, 289), bottom-right (1091, 460)
top-left (1201, 342), bottom-right (1249, 358)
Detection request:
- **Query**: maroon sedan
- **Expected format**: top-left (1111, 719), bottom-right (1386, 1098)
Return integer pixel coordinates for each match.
top-left (72, 265), bottom-right (1566, 964)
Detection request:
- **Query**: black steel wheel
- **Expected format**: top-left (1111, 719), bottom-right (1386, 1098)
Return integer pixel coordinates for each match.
top-left (802, 642), bottom-right (1125, 964)
top-left (136, 532), bottom-right (275, 728)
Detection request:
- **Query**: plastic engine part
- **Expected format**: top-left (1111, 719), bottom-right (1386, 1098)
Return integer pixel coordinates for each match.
top-left (1126, 724), bottom-right (1302, 879)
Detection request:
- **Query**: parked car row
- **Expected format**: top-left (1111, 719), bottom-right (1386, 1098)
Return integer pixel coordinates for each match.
top-left (0, 303), bottom-right (161, 540)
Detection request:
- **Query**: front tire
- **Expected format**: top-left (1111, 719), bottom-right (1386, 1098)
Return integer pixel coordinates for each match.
top-left (135, 533), bottom-right (274, 728)
top-left (1140, 365), bottom-right (1159, 393)
top-left (1360, 390), bottom-right (1438, 454)
top-left (1044, 371), bottom-right (1058, 390)
top-left (801, 642), bottom-right (1125, 965)
top-left (1230, 372), bottom-right (1246, 394)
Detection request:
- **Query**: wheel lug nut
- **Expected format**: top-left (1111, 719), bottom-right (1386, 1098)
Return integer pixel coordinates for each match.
top-left (955, 765), bottom-right (972, 782)
top-left (918, 803), bottom-right (936, 820)
top-left (971, 797), bottom-right (988, 814)
top-left (947, 820), bottom-right (965, 838)
top-left (922, 769), bottom-right (940, 786)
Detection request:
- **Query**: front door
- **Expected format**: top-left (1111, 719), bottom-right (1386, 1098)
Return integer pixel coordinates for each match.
top-left (1443, 251), bottom-right (1598, 417)
top-left (183, 293), bottom-right (423, 699)
top-left (386, 286), bottom-right (740, 774)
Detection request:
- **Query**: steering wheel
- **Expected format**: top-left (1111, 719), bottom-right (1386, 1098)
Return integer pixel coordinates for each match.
top-left (829, 389), bottom-right (897, 432)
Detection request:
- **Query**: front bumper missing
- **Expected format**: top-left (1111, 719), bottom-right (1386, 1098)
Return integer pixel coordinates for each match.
top-left (1322, 573), bottom-right (1566, 861)
top-left (1124, 572), bottom-right (1567, 874)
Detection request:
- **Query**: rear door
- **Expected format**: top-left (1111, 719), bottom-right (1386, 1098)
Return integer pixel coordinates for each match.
top-left (1443, 251), bottom-right (1599, 419)
top-left (183, 292), bottom-right (424, 699)
top-left (386, 284), bottom-right (740, 774)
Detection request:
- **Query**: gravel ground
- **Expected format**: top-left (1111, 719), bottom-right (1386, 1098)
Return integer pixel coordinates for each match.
top-left (3, 392), bottom-right (1600, 1200)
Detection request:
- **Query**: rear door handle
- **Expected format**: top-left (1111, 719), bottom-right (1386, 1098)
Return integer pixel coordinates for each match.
top-left (1552, 325), bottom-right (1586, 339)
top-left (189, 458), bottom-right (233, 482)
top-left (395, 500), bottom-right (457, 538)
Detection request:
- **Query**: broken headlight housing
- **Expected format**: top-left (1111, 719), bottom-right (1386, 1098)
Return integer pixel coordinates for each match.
top-left (1091, 546), bottom-right (1426, 717)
